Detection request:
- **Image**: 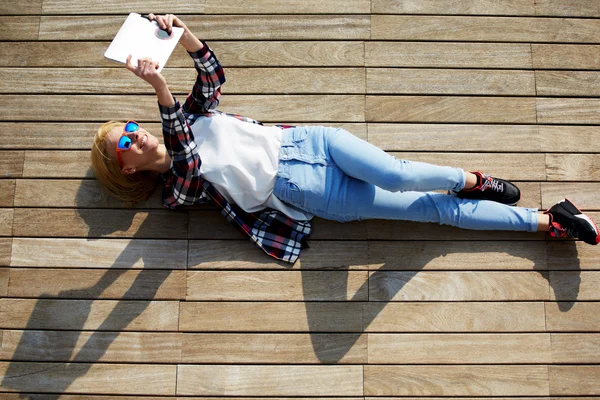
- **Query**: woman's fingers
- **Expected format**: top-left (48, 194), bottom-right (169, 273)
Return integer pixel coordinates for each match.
top-left (125, 54), bottom-right (136, 72)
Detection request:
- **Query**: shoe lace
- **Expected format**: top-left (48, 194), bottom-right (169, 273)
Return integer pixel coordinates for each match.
top-left (480, 176), bottom-right (504, 193)
top-left (549, 221), bottom-right (578, 239)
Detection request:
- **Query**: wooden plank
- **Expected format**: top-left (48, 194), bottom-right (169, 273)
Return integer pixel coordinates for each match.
top-left (23, 150), bottom-right (92, 178)
top-left (7, 268), bottom-right (186, 300)
top-left (535, 0), bottom-right (600, 17)
top-left (548, 241), bottom-right (600, 271)
top-left (181, 333), bottom-right (367, 364)
top-left (364, 302), bottom-right (546, 332)
top-left (0, 362), bottom-right (176, 395)
top-left (0, 299), bottom-right (179, 331)
top-left (366, 96), bottom-right (537, 124)
top-left (41, 0), bottom-right (202, 14)
top-left (368, 333), bottom-right (551, 364)
top-left (0, 269), bottom-right (7, 297)
top-left (0, 68), bottom-right (366, 95)
top-left (177, 365), bottom-right (363, 396)
top-left (10, 238), bottom-right (187, 269)
top-left (371, 15), bottom-right (600, 43)
top-left (532, 44), bottom-right (600, 70)
top-left (546, 154), bottom-right (600, 181)
top-left (13, 179), bottom-right (164, 208)
top-left (549, 366), bottom-right (600, 395)
top-left (368, 241), bottom-right (547, 270)
top-left (0, 17), bottom-right (39, 41)
top-left (0, 0), bottom-right (42, 14)
top-left (390, 152), bottom-right (546, 181)
top-left (366, 42), bottom-right (532, 69)
top-left (186, 271), bottom-right (368, 301)
top-left (205, 0), bottom-right (370, 13)
top-left (372, 0), bottom-right (535, 15)
top-left (0, 151), bottom-right (23, 178)
top-left (1, 95), bottom-right (365, 123)
top-left (12, 209), bottom-right (188, 239)
top-left (550, 272), bottom-right (600, 301)
top-left (367, 69), bottom-right (535, 95)
top-left (369, 271), bottom-right (550, 301)
top-left (179, 302), bottom-right (363, 332)
top-left (0, 330), bottom-right (182, 363)
top-left (546, 302), bottom-right (600, 331)
top-left (0, 180), bottom-right (14, 207)
top-left (367, 124), bottom-right (540, 152)
top-left (540, 126), bottom-right (600, 152)
top-left (536, 71), bottom-right (600, 96)
top-left (39, 16), bottom-right (371, 40)
top-left (364, 365), bottom-right (549, 396)
top-left (541, 183), bottom-right (600, 209)
top-left (0, 210), bottom-right (13, 237)
top-left (551, 333), bottom-right (600, 363)
top-left (0, 41), bottom-right (365, 67)
top-left (537, 98), bottom-right (600, 124)
top-left (0, 239), bottom-right (10, 267)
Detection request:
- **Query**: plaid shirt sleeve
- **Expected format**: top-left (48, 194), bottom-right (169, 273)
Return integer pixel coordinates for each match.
top-left (183, 42), bottom-right (226, 114)
top-left (159, 100), bottom-right (205, 208)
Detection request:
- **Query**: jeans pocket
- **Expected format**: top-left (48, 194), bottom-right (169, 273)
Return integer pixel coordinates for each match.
top-left (274, 178), bottom-right (305, 208)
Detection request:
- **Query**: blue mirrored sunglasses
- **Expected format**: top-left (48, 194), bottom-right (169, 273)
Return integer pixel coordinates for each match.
top-left (117, 121), bottom-right (140, 150)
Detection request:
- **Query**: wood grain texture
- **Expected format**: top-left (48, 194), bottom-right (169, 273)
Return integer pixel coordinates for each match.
top-left (537, 98), bottom-right (600, 124)
top-left (546, 302), bottom-right (600, 332)
top-left (39, 16), bottom-right (370, 40)
top-left (1, 95), bottom-right (364, 123)
top-left (177, 365), bottom-right (363, 396)
top-left (540, 125), bottom-right (600, 152)
top-left (366, 42), bottom-right (532, 68)
top-left (0, 180), bottom-right (14, 207)
top-left (7, 268), bottom-right (185, 300)
top-left (0, 239), bottom-right (10, 267)
top-left (368, 333), bottom-right (551, 364)
top-left (551, 333), bottom-right (600, 363)
top-left (549, 366), bottom-right (600, 395)
top-left (0, 17), bottom-right (39, 41)
top-left (367, 124), bottom-right (540, 152)
top-left (10, 238), bottom-right (187, 269)
top-left (13, 179), bottom-right (164, 208)
top-left (23, 150), bottom-right (93, 178)
top-left (364, 302), bottom-right (546, 332)
top-left (535, 0), bottom-right (600, 17)
top-left (541, 183), bottom-right (600, 209)
top-left (181, 333), bottom-right (367, 364)
top-left (536, 71), bottom-right (600, 96)
top-left (179, 302), bottom-right (363, 332)
top-left (186, 271), bottom-right (368, 301)
top-left (0, 0), bottom-right (42, 14)
top-left (204, 0), bottom-right (370, 13)
top-left (0, 210), bottom-right (13, 237)
top-left (532, 44), bottom-right (600, 70)
top-left (0, 330), bottom-right (182, 363)
top-left (371, 15), bottom-right (600, 43)
top-left (366, 96), bottom-right (537, 124)
top-left (41, 0), bottom-right (202, 14)
top-left (546, 154), bottom-right (600, 181)
top-left (367, 69), bottom-right (535, 95)
top-left (12, 208), bottom-right (188, 239)
top-left (364, 365), bottom-right (549, 396)
top-left (0, 299), bottom-right (179, 331)
top-left (0, 268), bottom-right (7, 297)
top-left (372, 0), bottom-right (535, 15)
top-left (0, 152), bottom-right (24, 178)
top-left (369, 271), bottom-right (550, 301)
top-left (0, 362), bottom-right (177, 395)
top-left (547, 239), bottom-right (600, 271)
top-left (550, 272), bottom-right (600, 301)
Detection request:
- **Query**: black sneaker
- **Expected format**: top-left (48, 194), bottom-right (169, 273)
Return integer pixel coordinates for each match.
top-left (544, 198), bottom-right (600, 245)
top-left (455, 171), bottom-right (521, 205)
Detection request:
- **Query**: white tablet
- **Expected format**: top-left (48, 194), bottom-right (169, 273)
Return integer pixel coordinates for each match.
top-left (104, 13), bottom-right (184, 73)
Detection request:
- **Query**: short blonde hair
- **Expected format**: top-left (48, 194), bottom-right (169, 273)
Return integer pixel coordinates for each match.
top-left (90, 121), bottom-right (159, 204)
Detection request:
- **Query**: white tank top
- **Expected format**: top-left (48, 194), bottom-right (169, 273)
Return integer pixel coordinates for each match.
top-left (191, 113), bottom-right (311, 221)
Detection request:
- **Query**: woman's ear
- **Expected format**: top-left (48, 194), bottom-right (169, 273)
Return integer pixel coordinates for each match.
top-left (121, 166), bottom-right (136, 175)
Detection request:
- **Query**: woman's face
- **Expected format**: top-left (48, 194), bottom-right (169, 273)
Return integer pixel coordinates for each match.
top-left (105, 124), bottom-right (161, 174)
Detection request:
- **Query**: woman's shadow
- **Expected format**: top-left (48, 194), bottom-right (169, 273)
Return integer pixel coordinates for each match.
top-left (1, 174), bottom-right (179, 398)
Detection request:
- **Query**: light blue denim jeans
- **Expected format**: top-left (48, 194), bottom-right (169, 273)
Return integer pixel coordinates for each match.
top-left (273, 126), bottom-right (539, 232)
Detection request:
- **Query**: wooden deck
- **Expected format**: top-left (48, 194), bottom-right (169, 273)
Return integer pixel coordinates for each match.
top-left (2, 0), bottom-right (600, 398)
